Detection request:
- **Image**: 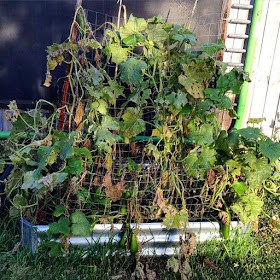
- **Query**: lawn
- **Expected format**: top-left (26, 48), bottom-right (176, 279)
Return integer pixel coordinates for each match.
top-left (0, 193), bottom-right (279, 280)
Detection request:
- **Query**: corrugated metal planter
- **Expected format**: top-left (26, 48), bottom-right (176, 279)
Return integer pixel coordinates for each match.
top-left (21, 219), bottom-right (250, 256)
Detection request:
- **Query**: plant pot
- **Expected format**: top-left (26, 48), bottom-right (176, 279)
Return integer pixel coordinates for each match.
top-left (21, 219), bottom-right (249, 256)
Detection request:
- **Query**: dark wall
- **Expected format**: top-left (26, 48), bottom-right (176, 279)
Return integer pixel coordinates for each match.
top-left (0, 0), bottom-right (225, 108)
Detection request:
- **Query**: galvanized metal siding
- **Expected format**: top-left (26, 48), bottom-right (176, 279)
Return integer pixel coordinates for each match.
top-left (243, 0), bottom-right (280, 139)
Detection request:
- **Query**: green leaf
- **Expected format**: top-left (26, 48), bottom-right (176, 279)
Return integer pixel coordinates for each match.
top-left (232, 181), bottom-right (248, 196)
top-left (127, 158), bottom-right (141, 173)
top-left (108, 80), bottom-right (125, 98)
top-left (48, 218), bottom-right (70, 236)
top-left (120, 58), bottom-right (147, 86)
top-left (120, 108), bottom-right (146, 143)
top-left (91, 99), bottom-right (108, 115)
top-left (110, 43), bottom-right (128, 64)
top-left (237, 127), bottom-right (261, 140)
top-left (53, 131), bottom-right (76, 160)
top-left (120, 14), bottom-right (147, 39)
top-left (66, 157), bottom-right (84, 175)
top-left (73, 147), bottom-right (92, 160)
top-left (13, 194), bottom-right (28, 208)
top-left (217, 68), bottom-right (246, 94)
top-left (201, 38), bottom-right (225, 56)
top-left (21, 169), bottom-right (42, 189)
top-left (179, 61), bottom-right (214, 98)
top-left (145, 144), bottom-right (161, 161)
top-left (53, 205), bottom-right (65, 217)
top-left (165, 92), bottom-right (188, 111)
top-left (245, 158), bottom-right (272, 187)
top-left (259, 139), bottom-right (280, 162)
top-left (94, 128), bottom-right (117, 153)
top-left (46, 241), bottom-right (64, 257)
top-left (101, 116), bottom-right (120, 130)
top-left (123, 34), bottom-right (146, 46)
top-left (188, 121), bottom-right (214, 146)
top-left (71, 210), bottom-right (90, 236)
top-left (146, 26), bottom-right (168, 47)
top-left (172, 33), bottom-right (197, 45)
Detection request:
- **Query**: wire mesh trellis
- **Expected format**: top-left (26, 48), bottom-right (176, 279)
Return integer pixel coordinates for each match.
top-left (41, 4), bottom-right (238, 226)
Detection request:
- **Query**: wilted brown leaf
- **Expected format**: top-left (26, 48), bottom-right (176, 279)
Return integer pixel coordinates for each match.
top-left (207, 169), bottom-right (215, 185)
top-left (74, 100), bottom-right (84, 126)
top-left (218, 211), bottom-right (230, 226)
top-left (181, 233), bottom-right (197, 256)
top-left (12, 242), bottom-right (21, 254)
top-left (102, 168), bottom-right (112, 188)
top-left (105, 181), bottom-right (125, 202)
top-left (83, 138), bottom-right (91, 150)
top-left (131, 142), bottom-right (140, 156)
top-left (161, 171), bottom-right (169, 188)
top-left (43, 72), bottom-right (52, 87)
top-left (203, 258), bottom-right (219, 271)
top-left (95, 50), bottom-right (100, 69)
top-left (94, 176), bottom-right (100, 186)
top-left (153, 188), bottom-right (166, 210)
top-left (146, 264), bottom-right (157, 280)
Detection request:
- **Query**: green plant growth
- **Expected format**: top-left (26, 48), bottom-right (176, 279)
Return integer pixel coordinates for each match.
top-left (1, 5), bottom-right (280, 256)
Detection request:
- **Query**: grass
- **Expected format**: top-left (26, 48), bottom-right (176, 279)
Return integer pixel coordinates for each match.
top-left (0, 193), bottom-right (279, 280)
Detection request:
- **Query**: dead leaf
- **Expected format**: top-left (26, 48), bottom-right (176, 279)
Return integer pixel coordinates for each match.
top-left (203, 258), bottom-right (219, 271)
top-left (163, 125), bottom-right (172, 140)
top-left (216, 199), bottom-right (223, 209)
top-left (43, 72), bottom-right (52, 87)
top-left (129, 84), bottom-right (134, 93)
top-left (111, 275), bottom-right (124, 280)
top-left (161, 171), bottom-right (169, 188)
top-left (94, 176), bottom-right (100, 186)
top-left (95, 50), bottom-right (100, 69)
top-left (131, 142), bottom-right (140, 156)
top-left (60, 235), bottom-right (70, 252)
top-left (167, 257), bottom-right (179, 273)
top-left (181, 260), bottom-right (192, 279)
top-left (269, 215), bottom-right (280, 233)
top-left (99, 217), bottom-right (108, 224)
top-left (12, 242), bottom-right (21, 254)
top-left (207, 169), bottom-right (215, 185)
top-left (102, 168), bottom-right (112, 188)
top-left (181, 233), bottom-right (197, 256)
top-left (136, 259), bottom-right (145, 280)
top-left (153, 188), bottom-right (166, 210)
top-left (83, 138), bottom-right (91, 150)
top-left (218, 211), bottom-right (230, 227)
top-left (146, 263), bottom-right (156, 280)
top-left (74, 100), bottom-right (84, 126)
top-left (105, 181), bottom-right (125, 202)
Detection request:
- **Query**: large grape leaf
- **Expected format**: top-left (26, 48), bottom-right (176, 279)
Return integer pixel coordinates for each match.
top-left (53, 131), bottom-right (77, 160)
top-left (110, 43), bottom-right (128, 64)
top-left (231, 193), bottom-right (263, 224)
top-left (245, 158), bottom-right (272, 187)
top-left (188, 121), bottom-right (214, 146)
top-left (71, 210), bottom-right (90, 236)
top-left (179, 61), bottom-right (214, 98)
top-left (201, 39), bottom-right (225, 56)
top-left (120, 108), bottom-right (145, 143)
top-left (48, 218), bottom-right (70, 236)
top-left (120, 14), bottom-right (147, 40)
top-left (146, 25), bottom-right (168, 47)
top-left (259, 139), bottom-right (280, 162)
top-left (120, 58), bottom-right (147, 86)
top-left (237, 127), bottom-right (261, 140)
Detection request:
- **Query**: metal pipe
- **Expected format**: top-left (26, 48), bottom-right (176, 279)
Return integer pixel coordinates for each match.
top-left (234, 0), bottom-right (264, 129)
